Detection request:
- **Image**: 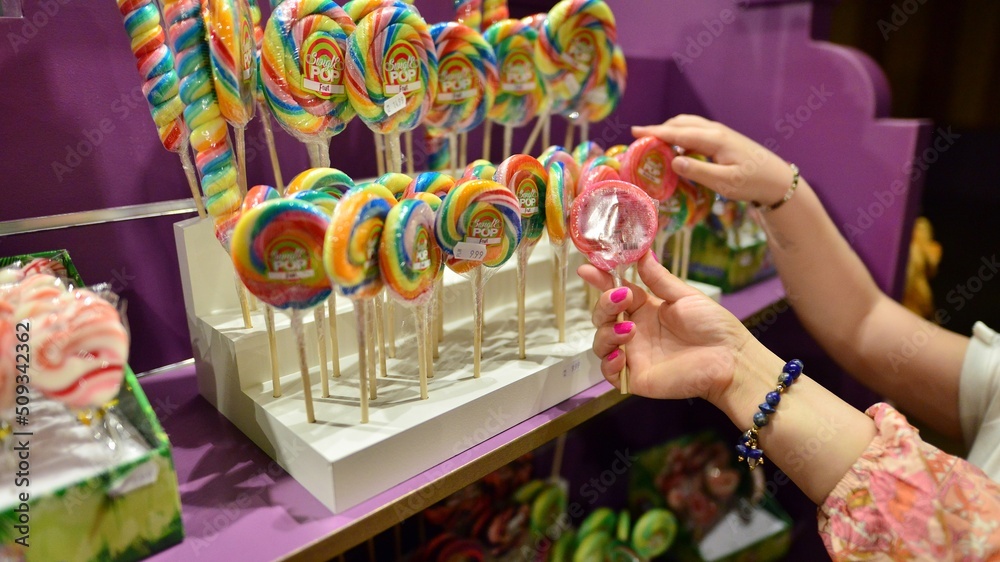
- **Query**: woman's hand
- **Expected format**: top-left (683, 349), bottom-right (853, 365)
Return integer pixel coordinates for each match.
top-left (632, 115), bottom-right (794, 207)
top-left (579, 252), bottom-right (752, 405)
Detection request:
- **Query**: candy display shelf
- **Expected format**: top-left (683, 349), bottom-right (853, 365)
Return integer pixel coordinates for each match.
top-left (145, 247), bottom-right (783, 560)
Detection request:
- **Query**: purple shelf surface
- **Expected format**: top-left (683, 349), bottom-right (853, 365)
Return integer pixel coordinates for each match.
top-left (142, 280), bottom-right (786, 562)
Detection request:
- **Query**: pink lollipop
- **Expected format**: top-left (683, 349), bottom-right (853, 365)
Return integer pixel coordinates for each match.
top-left (620, 137), bottom-right (679, 202)
top-left (569, 180), bottom-right (656, 395)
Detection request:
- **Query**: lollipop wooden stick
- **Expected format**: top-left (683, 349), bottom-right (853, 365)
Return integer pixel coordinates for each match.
top-left (612, 269), bottom-right (628, 394)
top-left (522, 111), bottom-right (548, 155)
top-left (329, 295), bottom-right (341, 378)
top-left (264, 305), bottom-right (282, 397)
top-left (178, 147), bottom-right (207, 218)
top-left (290, 311), bottom-right (316, 423)
top-left (374, 296), bottom-right (388, 379)
top-left (235, 127), bottom-right (249, 196)
top-left (483, 120), bottom-right (493, 161)
top-left (473, 265), bottom-right (484, 378)
top-left (315, 307), bottom-right (330, 397)
top-left (260, 112), bottom-right (285, 192)
top-left (353, 301), bottom-right (370, 423)
top-left (366, 299), bottom-right (378, 399)
top-left (405, 130), bottom-right (415, 175)
top-left (415, 307), bottom-right (429, 400)
top-left (502, 125), bottom-right (513, 160)
top-left (235, 279), bottom-right (253, 328)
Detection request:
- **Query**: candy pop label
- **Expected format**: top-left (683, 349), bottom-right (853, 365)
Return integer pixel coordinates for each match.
top-left (516, 178), bottom-right (539, 216)
top-left (241, 19), bottom-right (254, 80)
top-left (562, 28), bottom-right (597, 72)
top-left (267, 240), bottom-right (314, 280)
top-left (383, 43), bottom-right (421, 95)
top-left (437, 55), bottom-right (477, 102)
top-left (638, 152), bottom-right (666, 186)
top-left (302, 35), bottom-right (346, 98)
top-left (466, 207), bottom-right (502, 245)
top-left (414, 227), bottom-right (431, 271)
top-left (501, 49), bottom-right (536, 93)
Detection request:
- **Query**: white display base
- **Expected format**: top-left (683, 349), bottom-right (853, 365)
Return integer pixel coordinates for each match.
top-left (174, 217), bottom-right (721, 513)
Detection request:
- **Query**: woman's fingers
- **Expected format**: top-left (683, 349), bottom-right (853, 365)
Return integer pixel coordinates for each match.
top-left (592, 321), bottom-right (636, 358)
top-left (588, 276), bottom-right (649, 328)
top-left (577, 263), bottom-right (614, 292)
top-left (600, 347), bottom-right (626, 387)
top-left (631, 123), bottom-right (725, 157)
top-left (672, 159), bottom-right (743, 200)
top-left (637, 253), bottom-right (700, 304)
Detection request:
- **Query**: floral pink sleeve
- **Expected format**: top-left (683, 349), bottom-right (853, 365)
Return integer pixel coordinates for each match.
top-left (818, 403), bottom-right (1000, 561)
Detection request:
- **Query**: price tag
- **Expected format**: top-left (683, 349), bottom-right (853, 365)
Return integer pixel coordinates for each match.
top-left (384, 92), bottom-right (407, 116)
top-left (453, 242), bottom-right (487, 262)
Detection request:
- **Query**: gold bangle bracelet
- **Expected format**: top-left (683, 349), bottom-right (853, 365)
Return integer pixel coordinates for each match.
top-left (751, 164), bottom-right (800, 213)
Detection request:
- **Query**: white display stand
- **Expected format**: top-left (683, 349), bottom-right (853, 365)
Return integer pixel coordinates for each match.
top-left (174, 217), bottom-right (720, 513)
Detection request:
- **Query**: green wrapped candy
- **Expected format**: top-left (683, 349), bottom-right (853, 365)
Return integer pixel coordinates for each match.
top-left (616, 510), bottom-right (631, 542)
top-left (549, 529), bottom-right (576, 562)
top-left (515, 479), bottom-right (548, 504)
top-left (608, 540), bottom-right (642, 562)
top-left (531, 485), bottom-right (568, 536)
top-left (631, 508), bottom-right (678, 559)
top-left (573, 531), bottom-right (613, 562)
top-left (577, 507), bottom-right (617, 539)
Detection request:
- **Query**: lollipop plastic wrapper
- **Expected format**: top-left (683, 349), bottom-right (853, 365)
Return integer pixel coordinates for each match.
top-left (435, 179), bottom-right (522, 378)
top-left (569, 180), bottom-right (657, 394)
top-left (325, 184), bottom-right (396, 423)
top-left (379, 199), bottom-right (444, 399)
top-left (494, 155), bottom-right (547, 359)
top-left (231, 199), bottom-right (334, 423)
top-left (260, 0), bottom-right (357, 165)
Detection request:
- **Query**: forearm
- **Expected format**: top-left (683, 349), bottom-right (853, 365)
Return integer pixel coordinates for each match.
top-left (713, 338), bottom-right (876, 504)
top-left (757, 178), bottom-right (967, 437)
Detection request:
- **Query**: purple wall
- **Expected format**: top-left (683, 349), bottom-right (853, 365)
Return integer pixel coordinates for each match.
top-left (0, 1), bottom-right (926, 376)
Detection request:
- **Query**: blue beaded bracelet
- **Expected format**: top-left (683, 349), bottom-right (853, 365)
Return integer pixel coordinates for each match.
top-left (736, 359), bottom-right (803, 470)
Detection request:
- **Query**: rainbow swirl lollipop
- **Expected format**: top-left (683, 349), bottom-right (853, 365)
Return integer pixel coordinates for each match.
top-left (605, 143), bottom-right (628, 159)
top-left (462, 159), bottom-right (497, 182)
top-left (454, 0), bottom-right (482, 30)
top-left (536, 0), bottom-right (617, 116)
top-left (539, 145), bottom-right (581, 196)
top-left (231, 199), bottom-right (333, 310)
top-left (620, 136), bottom-right (679, 202)
top-left (426, 22), bottom-right (498, 135)
top-left (376, 172), bottom-right (414, 201)
top-left (325, 184), bottom-right (396, 299)
top-left (115, 0), bottom-right (186, 152)
top-left (345, 5), bottom-right (438, 134)
top-left (485, 18), bottom-right (546, 128)
top-left (380, 199), bottom-right (443, 305)
top-left (573, 140), bottom-right (604, 166)
top-left (404, 172), bottom-right (456, 199)
top-left (494, 154), bottom-right (546, 358)
top-left (243, 184), bottom-right (280, 211)
top-left (494, 155), bottom-right (546, 245)
top-left (545, 161), bottom-right (570, 246)
top-left (260, 0), bottom-right (356, 143)
top-left (577, 43), bottom-right (625, 122)
top-left (344, 0), bottom-right (417, 22)
top-left (164, 0), bottom-right (242, 228)
top-left (379, 198), bottom-right (442, 399)
top-left (482, 0), bottom-right (508, 29)
top-left (290, 189), bottom-right (339, 214)
top-left (435, 178), bottom-right (521, 274)
top-left (285, 167), bottom-right (355, 198)
top-left (579, 162), bottom-right (621, 193)
top-left (203, 0), bottom-right (257, 129)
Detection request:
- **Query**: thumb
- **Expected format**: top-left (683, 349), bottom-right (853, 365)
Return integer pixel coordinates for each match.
top-left (637, 252), bottom-right (700, 304)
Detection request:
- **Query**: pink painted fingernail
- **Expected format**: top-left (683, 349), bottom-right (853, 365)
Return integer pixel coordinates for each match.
top-left (606, 349), bottom-right (620, 362)
top-left (614, 321), bottom-right (634, 335)
top-left (610, 287), bottom-right (628, 303)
